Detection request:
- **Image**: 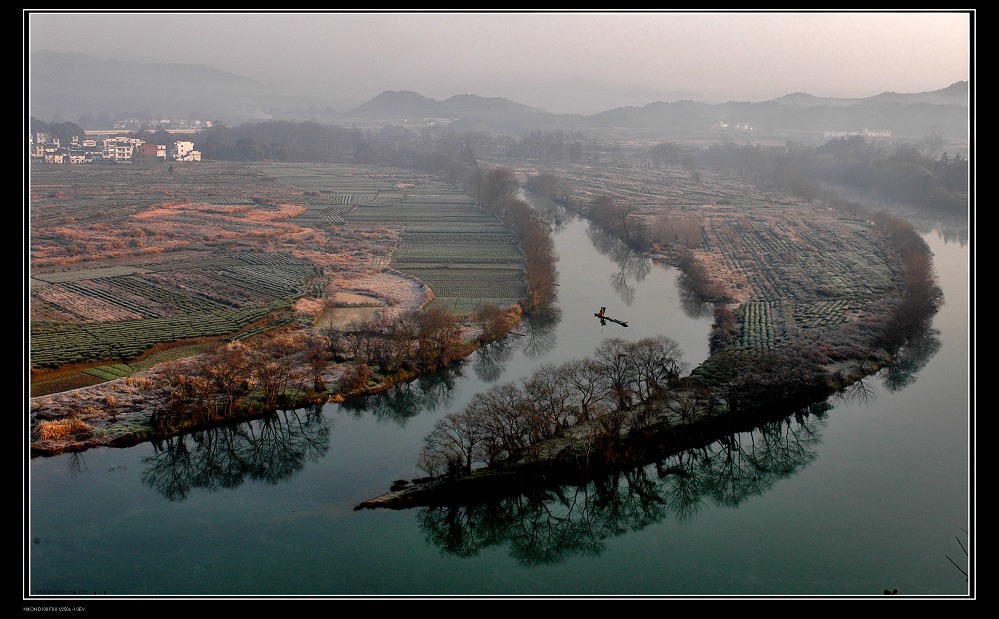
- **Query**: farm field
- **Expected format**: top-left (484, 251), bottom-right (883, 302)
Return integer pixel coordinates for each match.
top-left (29, 156), bottom-right (906, 404)
top-left (495, 159), bottom-right (904, 367)
top-left (255, 162), bottom-right (527, 315)
top-left (27, 156), bottom-right (923, 458)
top-left (28, 162), bottom-right (527, 394)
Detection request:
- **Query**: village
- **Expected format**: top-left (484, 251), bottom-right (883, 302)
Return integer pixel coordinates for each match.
top-left (28, 120), bottom-right (205, 164)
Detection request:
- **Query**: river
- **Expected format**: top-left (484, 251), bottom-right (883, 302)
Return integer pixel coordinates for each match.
top-left (25, 202), bottom-right (971, 599)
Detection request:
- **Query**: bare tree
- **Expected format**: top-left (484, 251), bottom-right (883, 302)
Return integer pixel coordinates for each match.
top-left (521, 363), bottom-right (579, 438)
top-left (594, 338), bottom-right (637, 412)
top-left (470, 383), bottom-right (533, 464)
top-left (303, 333), bottom-right (331, 392)
top-left (200, 340), bottom-right (254, 419)
top-left (416, 306), bottom-right (463, 369)
top-left (419, 408), bottom-right (489, 476)
top-left (250, 330), bottom-right (302, 410)
top-left (561, 358), bottom-right (612, 422)
top-left (472, 303), bottom-right (520, 342)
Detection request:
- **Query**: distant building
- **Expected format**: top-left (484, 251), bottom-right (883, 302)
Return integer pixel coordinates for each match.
top-left (83, 144), bottom-right (102, 162)
top-left (102, 138), bottom-right (140, 162)
top-left (28, 133), bottom-right (202, 165)
top-left (135, 142), bottom-right (166, 164)
top-left (863, 129), bottom-right (891, 138)
top-left (823, 129), bottom-right (891, 140)
top-left (823, 131), bottom-right (861, 140)
top-left (171, 141), bottom-right (195, 159)
top-left (170, 140), bottom-right (201, 161)
top-left (66, 147), bottom-right (87, 164)
top-left (712, 121), bottom-right (753, 131)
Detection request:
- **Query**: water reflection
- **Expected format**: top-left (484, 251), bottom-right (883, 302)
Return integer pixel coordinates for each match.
top-left (341, 367), bottom-right (463, 424)
top-left (416, 403), bottom-right (828, 565)
top-left (817, 182), bottom-right (970, 248)
top-left (519, 309), bottom-right (562, 360)
top-left (676, 276), bottom-right (715, 319)
top-left (833, 321), bottom-right (943, 403)
top-left (65, 452), bottom-right (88, 477)
top-left (585, 224), bottom-right (652, 307)
top-left (473, 339), bottom-right (516, 383)
top-left (519, 189), bottom-right (570, 235)
top-left (141, 408), bottom-right (331, 501)
top-left (880, 324), bottom-right (943, 392)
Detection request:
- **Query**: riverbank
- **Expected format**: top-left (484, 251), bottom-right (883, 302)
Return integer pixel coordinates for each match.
top-left (28, 329), bottom-right (482, 458)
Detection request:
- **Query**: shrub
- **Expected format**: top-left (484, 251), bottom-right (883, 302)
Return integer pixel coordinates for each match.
top-left (35, 417), bottom-right (93, 442)
top-left (340, 363), bottom-right (374, 393)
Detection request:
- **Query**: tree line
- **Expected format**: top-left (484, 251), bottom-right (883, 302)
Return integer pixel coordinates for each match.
top-left (155, 302), bottom-right (521, 431)
top-left (417, 335), bottom-right (688, 477)
top-left (415, 330), bottom-right (848, 481)
top-left (700, 136), bottom-right (968, 214)
top-left (195, 122), bottom-right (613, 169)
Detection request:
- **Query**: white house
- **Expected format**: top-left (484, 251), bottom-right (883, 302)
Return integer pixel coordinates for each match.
top-left (171, 141), bottom-right (195, 159)
top-left (102, 138), bottom-right (141, 162)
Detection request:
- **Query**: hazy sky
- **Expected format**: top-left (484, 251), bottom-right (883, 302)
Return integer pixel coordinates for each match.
top-left (25, 10), bottom-right (973, 114)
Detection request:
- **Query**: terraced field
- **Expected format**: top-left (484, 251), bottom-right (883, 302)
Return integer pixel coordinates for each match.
top-left (255, 162), bottom-right (527, 315)
top-left (28, 162), bottom-right (528, 381)
top-left (503, 160), bottom-right (905, 366)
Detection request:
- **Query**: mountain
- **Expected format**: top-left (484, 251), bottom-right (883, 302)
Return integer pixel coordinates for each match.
top-left (346, 88), bottom-right (655, 121)
top-left (343, 82), bottom-right (969, 140)
top-left (27, 50), bottom-right (969, 140)
top-left (346, 91), bottom-right (558, 134)
top-left (581, 82), bottom-right (970, 140)
top-left (27, 50), bottom-right (332, 124)
top-left (770, 81), bottom-right (969, 107)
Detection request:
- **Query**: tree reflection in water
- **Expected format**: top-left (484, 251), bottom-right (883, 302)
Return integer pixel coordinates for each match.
top-left (473, 339), bottom-right (516, 383)
top-left (833, 321), bottom-right (942, 406)
top-left (141, 407), bottom-right (331, 501)
top-left (417, 404), bottom-right (828, 565)
top-left (340, 366), bottom-right (462, 425)
top-left (586, 224), bottom-right (653, 308)
top-left (520, 309), bottom-right (561, 360)
top-left (676, 276), bottom-right (715, 319)
top-left (880, 324), bottom-right (942, 392)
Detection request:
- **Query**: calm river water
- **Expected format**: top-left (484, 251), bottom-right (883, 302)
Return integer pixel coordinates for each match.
top-left (25, 203), bottom-right (971, 599)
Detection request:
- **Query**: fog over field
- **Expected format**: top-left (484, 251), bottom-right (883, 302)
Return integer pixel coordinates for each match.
top-left (26, 10), bottom-right (973, 115)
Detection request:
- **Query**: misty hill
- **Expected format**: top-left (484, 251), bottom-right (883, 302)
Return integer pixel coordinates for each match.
top-left (771, 81), bottom-right (969, 107)
top-left (346, 90), bottom-right (560, 134)
top-left (348, 90), bottom-right (551, 119)
top-left (28, 50), bottom-right (969, 140)
top-left (28, 50), bottom-right (332, 124)
top-left (348, 82), bottom-right (969, 140)
top-left (580, 81), bottom-right (969, 140)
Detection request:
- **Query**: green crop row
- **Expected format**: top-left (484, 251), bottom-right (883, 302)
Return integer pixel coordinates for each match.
top-left (82, 364), bottom-right (135, 381)
top-left (30, 304), bottom-right (286, 369)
